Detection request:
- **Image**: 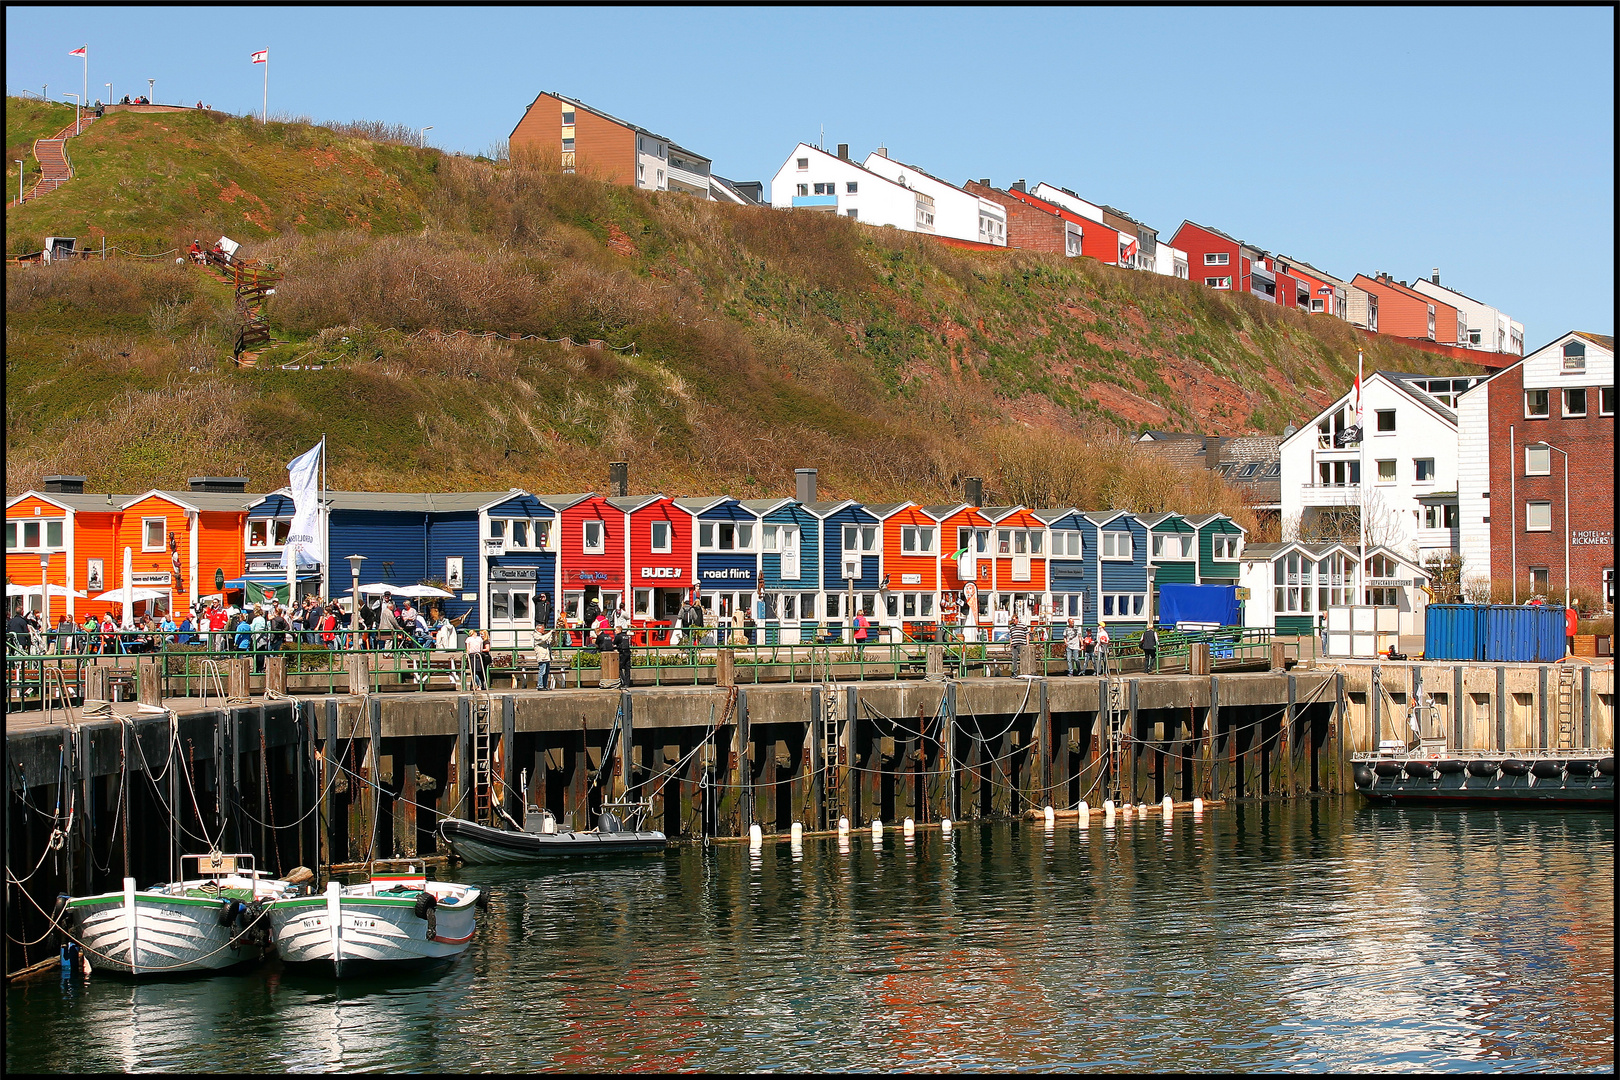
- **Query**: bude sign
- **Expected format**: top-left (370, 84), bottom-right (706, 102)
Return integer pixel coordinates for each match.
top-left (641, 567), bottom-right (682, 578)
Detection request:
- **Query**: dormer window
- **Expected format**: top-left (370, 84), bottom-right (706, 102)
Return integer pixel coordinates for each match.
top-left (1562, 340), bottom-right (1586, 372)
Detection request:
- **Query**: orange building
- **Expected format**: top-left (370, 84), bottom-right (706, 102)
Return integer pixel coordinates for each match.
top-left (869, 502), bottom-right (946, 631)
top-left (115, 488), bottom-right (254, 617)
top-left (509, 91), bottom-right (717, 198)
top-left (935, 503), bottom-right (993, 625)
top-left (6, 480), bottom-right (124, 622)
top-left (981, 506), bottom-right (1050, 616)
top-left (1351, 273), bottom-right (1462, 344)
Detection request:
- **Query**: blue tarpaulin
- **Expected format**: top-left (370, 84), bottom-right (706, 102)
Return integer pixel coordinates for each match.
top-left (1157, 584), bottom-right (1240, 628)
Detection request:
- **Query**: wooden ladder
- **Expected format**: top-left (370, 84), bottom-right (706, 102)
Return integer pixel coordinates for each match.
top-left (1106, 677), bottom-right (1129, 804)
top-left (1555, 665), bottom-right (1577, 749)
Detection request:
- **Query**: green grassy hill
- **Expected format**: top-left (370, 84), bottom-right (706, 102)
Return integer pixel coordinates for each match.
top-left (4, 99), bottom-right (1480, 527)
top-left (6, 97), bottom-right (78, 198)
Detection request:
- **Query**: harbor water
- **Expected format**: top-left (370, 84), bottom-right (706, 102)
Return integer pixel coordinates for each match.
top-left (5, 797), bottom-right (1612, 1072)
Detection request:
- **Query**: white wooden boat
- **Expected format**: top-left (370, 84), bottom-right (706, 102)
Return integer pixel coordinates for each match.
top-left (266, 865), bottom-right (485, 976)
top-left (63, 853), bottom-right (311, 976)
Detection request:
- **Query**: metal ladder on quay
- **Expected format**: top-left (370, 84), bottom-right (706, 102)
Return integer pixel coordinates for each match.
top-left (1105, 676), bottom-right (1129, 804)
top-left (472, 693), bottom-right (495, 825)
top-left (1555, 665), bottom-right (1577, 749)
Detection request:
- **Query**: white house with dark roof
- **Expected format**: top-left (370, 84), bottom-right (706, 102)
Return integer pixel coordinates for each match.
top-left (1408, 273), bottom-right (1524, 356)
top-left (860, 150), bottom-right (1007, 245)
top-left (769, 143), bottom-right (920, 229)
top-left (1279, 371), bottom-right (1485, 565)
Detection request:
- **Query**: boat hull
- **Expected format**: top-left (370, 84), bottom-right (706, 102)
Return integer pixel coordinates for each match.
top-left (439, 817), bottom-right (667, 864)
top-left (268, 886), bottom-right (479, 975)
top-left (68, 892), bottom-right (267, 976)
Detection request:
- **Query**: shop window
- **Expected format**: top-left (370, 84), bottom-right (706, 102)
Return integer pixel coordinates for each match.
top-left (1562, 388), bottom-right (1586, 417)
top-left (143, 518), bottom-right (167, 552)
top-left (1525, 389), bottom-right (1549, 418)
top-left (1525, 501), bottom-right (1552, 532)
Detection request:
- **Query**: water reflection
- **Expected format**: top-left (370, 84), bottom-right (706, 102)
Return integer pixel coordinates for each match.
top-left (6, 799), bottom-right (1612, 1072)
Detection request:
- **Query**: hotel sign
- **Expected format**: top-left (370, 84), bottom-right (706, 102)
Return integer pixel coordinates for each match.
top-left (1572, 530), bottom-right (1612, 547)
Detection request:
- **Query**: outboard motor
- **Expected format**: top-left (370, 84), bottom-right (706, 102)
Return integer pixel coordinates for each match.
top-left (598, 811), bottom-right (623, 834)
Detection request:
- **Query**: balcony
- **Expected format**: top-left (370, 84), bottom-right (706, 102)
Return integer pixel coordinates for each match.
top-left (1300, 484), bottom-right (1362, 506)
top-left (791, 194), bottom-right (838, 209)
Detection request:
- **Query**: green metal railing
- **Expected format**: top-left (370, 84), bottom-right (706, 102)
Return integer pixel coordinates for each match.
top-left (6, 624), bottom-right (1282, 710)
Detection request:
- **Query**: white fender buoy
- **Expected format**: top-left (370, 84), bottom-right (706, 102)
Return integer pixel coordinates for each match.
top-left (1103, 799), bottom-right (1114, 815)
top-left (1162, 795), bottom-right (1174, 819)
top-left (790, 822), bottom-right (803, 842)
top-left (940, 818), bottom-right (952, 834)
top-left (902, 817), bottom-right (915, 836)
top-left (1138, 802), bottom-right (1147, 816)
top-left (871, 819), bottom-right (883, 837)
top-left (1192, 797), bottom-right (1204, 814)
top-left (838, 816), bottom-right (850, 834)
top-left (1121, 802), bottom-right (1132, 818)
top-left (1043, 805), bottom-right (1055, 825)
top-left (748, 823), bottom-right (763, 847)
top-left (1078, 800), bottom-right (1090, 817)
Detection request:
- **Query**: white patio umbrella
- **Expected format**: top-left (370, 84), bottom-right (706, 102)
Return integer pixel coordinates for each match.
top-left (395, 584), bottom-right (454, 598)
top-left (15, 584), bottom-right (89, 598)
top-left (5, 583), bottom-right (26, 597)
top-left (356, 583), bottom-right (397, 595)
top-left (91, 587), bottom-right (167, 603)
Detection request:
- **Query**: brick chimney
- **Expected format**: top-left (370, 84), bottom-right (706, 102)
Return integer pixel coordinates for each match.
top-left (836, 143), bottom-right (849, 161)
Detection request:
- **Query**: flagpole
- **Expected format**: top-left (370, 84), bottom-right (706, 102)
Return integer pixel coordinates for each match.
top-left (1357, 349), bottom-right (1366, 607)
top-left (262, 51), bottom-right (268, 124)
top-left (320, 433), bottom-right (328, 602)
top-left (81, 46), bottom-right (87, 134)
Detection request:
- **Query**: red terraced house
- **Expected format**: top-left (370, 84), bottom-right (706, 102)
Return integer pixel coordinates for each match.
top-left (620, 494), bottom-right (693, 643)
top-left (554, 493), bottom-right (624, 639)
top-left (1350, 274), bottom-right (1462, 344)
top-left (966, 181), bottom-right (1123, 262)
top-left (1168, 221), bottom-right (1273, 299)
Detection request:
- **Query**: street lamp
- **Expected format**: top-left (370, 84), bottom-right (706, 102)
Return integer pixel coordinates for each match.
top-left (63, 92), bottom-right (81, 136)
top-left (1539, 442), bottom-right (1571, 605)
top-left (147, 79), bottom-right (155, 104)
top-left (418, 125), bottom-right (432, 148)
top-left (346, 554), bottom-right (367, 645)
top-left (15, 161), bottom-right (24, 206)
top-left (105, 83), bottom-right (113, 106)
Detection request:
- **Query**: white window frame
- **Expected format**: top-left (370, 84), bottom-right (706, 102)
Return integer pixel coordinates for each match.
top-left (1374, 409), bottom-right (1396, 434)
top-left (582, 519), bottom-right (605, 554)
top-left (650, 520), bottom-right (672, 554)
top-left (1561, 342), bottom-right (1586, 372)
top-left (1525, 501), bottom-right (1552, 532)
top-left (1050, 530), bottom-right (1082, 557)
top-left (445, 556), bottom-right (464, 590)
top-left (1101, 593), bottom-right (1147, 618)
top-left (1599, 386), bottom-right (1614, 417)
top-left (1524, 389), bottom-right (1549, 418)
top-left (247, 517), bottom-right (292, 550)
top-left (1212, 533), bottom-right (1242, 560)
top-left (1413, 458), bottom-right (1435, 483)
top-left (796, 157), bottom-right (809, 170)
top-left (1375, 459), bottom-right (1397, 485)
top-left (1562, 387), bottom-right (1587, 418)
top-left (1525, 444), bottom-right (1550, 476)
top-left (11, 519), bottom-right (67, 551)
top-left (142, 517), bottom-right (167, 553)
top-left (1205, 276), bottom-right (1231, 289)
top-left (1203, 252), bottom-right (1230, 265)
top-left (1101, 531), bottom-right (1133, 560)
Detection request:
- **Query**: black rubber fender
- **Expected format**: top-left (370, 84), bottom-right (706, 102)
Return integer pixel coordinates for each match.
top-left (1565, 759), bottom-right (1596, 776)
top-left (1435, 759), bottom-right (1466, 775)
top-left (1596, 757), bottom-right (1614, 776)
top-left (412, 892), bottom-right (438, 920)
top-left (217, 898), bottom-right (241, 927)
top-left (1466, 760), bottom-right (1500, 778)
top-left (1530, 760), bottom-right (1565, 779)
top-left (1373, 761), bottom-right (1402, 778)
top-left (1501, 759), bottom-right (1531, 777)
top-left (1403, 761), bottom-right (1436, 779)
top-left (1353, 765), bottom-right (1377, 788)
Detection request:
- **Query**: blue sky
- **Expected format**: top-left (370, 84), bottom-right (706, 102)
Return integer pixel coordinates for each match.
top-left (7, 6), bottom-right (1613, 345)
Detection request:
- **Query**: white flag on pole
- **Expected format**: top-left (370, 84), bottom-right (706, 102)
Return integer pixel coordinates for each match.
top-left (281, 441), bottom-right (325, 569)
top-left (251, 50), bottom-right (268, 63)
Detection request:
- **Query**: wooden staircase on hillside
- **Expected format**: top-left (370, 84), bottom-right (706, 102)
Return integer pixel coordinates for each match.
top-left (21, 115), bottom-right (100, 202)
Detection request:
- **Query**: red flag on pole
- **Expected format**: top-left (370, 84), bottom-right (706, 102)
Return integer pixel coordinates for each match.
top-left (69, 46), bottom-right (86, 57)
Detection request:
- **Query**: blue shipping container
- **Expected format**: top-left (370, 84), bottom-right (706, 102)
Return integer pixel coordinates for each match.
top-left (1158, 584), bottom-right (1240, 628)
top-left (1425, 604), bottom-right (1564, 662)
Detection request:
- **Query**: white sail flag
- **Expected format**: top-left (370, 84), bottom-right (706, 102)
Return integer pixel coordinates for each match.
top-left (281, 440), bottom-right (325, 568)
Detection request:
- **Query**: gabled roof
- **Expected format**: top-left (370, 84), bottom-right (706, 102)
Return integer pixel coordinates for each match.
top-left (864, 153), bottom-right (985, 203)
top-left (977, 506), bottom-right (1025, 523)
top-left (671, 496), bottom-right (730, 515)
top-left (1098, 204), bottom-right (1156, 234)
top-left (1030, 508), bottom-right (1078, 525)
top-left (1572, 331), bottom-right (1614, 350)
top-left (1083, 510), bottom-right (1135, 528)
top-left (254, 490), bottom-right (525, 514)
top-left (1005, 186), bottom-right (1103, 231)
top-left (1272, 254), bottom-right (1346, 286)
top-left (862, 501), bottom-right (914, 519)
top-left (921, 502), bottom-right (970, 520)
top-left (8, 490), bottom-right (129, 513)
top-left (533, 493), bottom-right (596, 513)
top-left (1139, 512), bottom-right (1193, 530)
top-left (531, 92), bottom-right (709, 163)
top-left (604, 494), bottom-right (665, 514)
top-left (1184, 513), bottom-right (1248, 535)
top-left (1175, 219), bottom-right (1266, 256)
top-left (802, 499), bottom-right (856, 518)
top-left (786, 143), bottom-right (910, 190)
top-left (123, 489), bottom-right (261, 513)
top-left (738, 497), bottom-right (794, 515)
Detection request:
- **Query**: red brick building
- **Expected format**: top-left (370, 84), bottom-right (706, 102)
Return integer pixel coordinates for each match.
top-left (965, 181), bottom-right (1120, 262)
top-left (1457, 331), bottom-right (1614, 608)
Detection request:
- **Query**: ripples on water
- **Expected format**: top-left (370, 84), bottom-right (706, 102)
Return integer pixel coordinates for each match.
top-left (6, 797), bottom-right (1612, 1073)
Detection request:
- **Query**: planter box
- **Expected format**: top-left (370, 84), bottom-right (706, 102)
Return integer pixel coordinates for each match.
top-left (1573, 634), bottom-right (1597, 657)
